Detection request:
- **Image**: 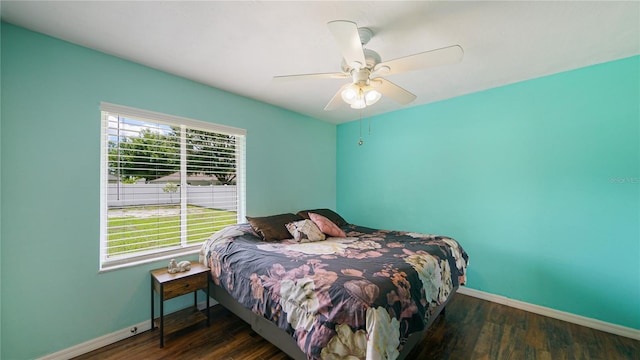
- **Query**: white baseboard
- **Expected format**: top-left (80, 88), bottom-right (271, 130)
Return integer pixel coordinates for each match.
top-left (37, 298), bottom-right (218, 360)
top-left (457, 287), bottom-right (640, 340)
top-left (37, 319), bottom-right (152, 360)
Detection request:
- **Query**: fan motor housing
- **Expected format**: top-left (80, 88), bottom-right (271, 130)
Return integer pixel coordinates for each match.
top-left (341, 48), bottom-right (381, 72)
top-left (351, 68), bottom-right (372, 86)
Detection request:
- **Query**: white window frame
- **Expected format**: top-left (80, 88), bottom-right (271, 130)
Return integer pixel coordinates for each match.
top-left (99, 102), bottom-right (246, 271)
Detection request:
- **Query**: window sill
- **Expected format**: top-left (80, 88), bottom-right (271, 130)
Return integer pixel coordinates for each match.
top-left (99, 247), bottom-right (201, 273)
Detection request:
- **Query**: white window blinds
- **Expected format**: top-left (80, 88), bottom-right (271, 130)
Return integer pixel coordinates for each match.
top-left (100, 102), bottom-right (246, 270)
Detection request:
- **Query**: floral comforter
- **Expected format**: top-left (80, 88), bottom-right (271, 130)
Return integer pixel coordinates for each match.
top-left (200, 223), bottom-right (468, 360)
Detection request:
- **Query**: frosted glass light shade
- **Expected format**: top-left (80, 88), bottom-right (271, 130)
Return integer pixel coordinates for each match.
top-left (341, 85), bottom-right (360, 105)
top-left (365, 89), bottom-right (381, 105)
top-left (350, 99), bottom-right (367, 109)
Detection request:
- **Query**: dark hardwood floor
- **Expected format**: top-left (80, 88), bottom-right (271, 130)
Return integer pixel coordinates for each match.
top-left (73, 294), bottom-right (639, 360)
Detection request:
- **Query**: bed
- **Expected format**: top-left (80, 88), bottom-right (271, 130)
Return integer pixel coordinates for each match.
top-left (199, 209), bottom-right (468, 360)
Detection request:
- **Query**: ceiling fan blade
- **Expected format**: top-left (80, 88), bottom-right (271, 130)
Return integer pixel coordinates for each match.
top-left (324, 83), bottom-right (352, 111)
top-left (371, 78), bottom-right (417, 105)
top-left (327, 20), bottom-right (366, 69)
top-left (374, 45), bottom-right (464, 76)
top-left (273, 72), bottom-right (348, 81)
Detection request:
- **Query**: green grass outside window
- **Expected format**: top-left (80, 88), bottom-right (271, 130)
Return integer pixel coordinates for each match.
top-left (107, 205), bottom-right (236, 256)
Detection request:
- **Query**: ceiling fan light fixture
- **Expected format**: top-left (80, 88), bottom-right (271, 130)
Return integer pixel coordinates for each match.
top-left (341, 85), bottom-right (381, 108)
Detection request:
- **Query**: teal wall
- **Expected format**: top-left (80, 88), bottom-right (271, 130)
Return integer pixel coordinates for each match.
top-left (337, 56), bottom-right (640, 330)
top-left (0, 19), bottom-right (3, 359)
top-left (0, 23), bottom-right (336, 359)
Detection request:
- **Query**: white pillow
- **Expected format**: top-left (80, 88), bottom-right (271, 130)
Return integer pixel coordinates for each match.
top-left (285, 219), bottom-right (326, 243)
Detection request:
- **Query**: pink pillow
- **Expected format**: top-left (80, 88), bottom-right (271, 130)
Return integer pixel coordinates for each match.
top-left (309, 212), bottom-right (346, 237)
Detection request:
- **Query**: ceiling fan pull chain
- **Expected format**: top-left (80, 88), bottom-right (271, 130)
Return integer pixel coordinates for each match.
top-left (358, 108), bottom-right (364, 146)
top-left (368, 107), bottom-right (371, 136)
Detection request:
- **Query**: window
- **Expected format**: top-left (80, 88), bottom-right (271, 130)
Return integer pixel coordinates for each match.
top-left (100, 103), bottom-right (246, 271)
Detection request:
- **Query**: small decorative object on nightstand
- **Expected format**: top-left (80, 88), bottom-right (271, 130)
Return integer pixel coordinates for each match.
top-left (177, 260), bottom-right (191, 272)
top-left (167, 259), bottom-right (191, 274)
top-left (167, 259), bottom-right (178, 273)
top-left (150, 261), bottom-right (210, 347)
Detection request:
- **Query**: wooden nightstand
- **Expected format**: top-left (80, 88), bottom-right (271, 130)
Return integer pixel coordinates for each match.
top-left (150, 261), bottom-right (210, 347)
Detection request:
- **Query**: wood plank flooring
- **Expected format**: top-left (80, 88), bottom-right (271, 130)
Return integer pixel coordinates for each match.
top-left (72, 294), bottom-right (639, 360)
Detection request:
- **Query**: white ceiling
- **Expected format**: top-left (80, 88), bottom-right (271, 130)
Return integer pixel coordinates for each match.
top-left (2, 1), bottom-right (638, 124)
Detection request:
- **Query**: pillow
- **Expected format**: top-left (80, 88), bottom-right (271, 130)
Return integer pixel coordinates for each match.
top-left (309, 212), bottom-right (347, 238)
top-left (296, 208), bottom-right (348, 226)
top-left (246, 213), bottom-right (301, 241)
top-left (285, 219), bottom-right (326, 243)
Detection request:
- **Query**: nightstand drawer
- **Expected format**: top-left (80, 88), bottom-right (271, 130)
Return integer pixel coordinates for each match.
top-left (163, 272), bottom-right (207, 299)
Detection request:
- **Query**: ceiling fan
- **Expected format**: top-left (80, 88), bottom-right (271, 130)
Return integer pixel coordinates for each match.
top-left (274, 20), bottom-right (464, 111)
